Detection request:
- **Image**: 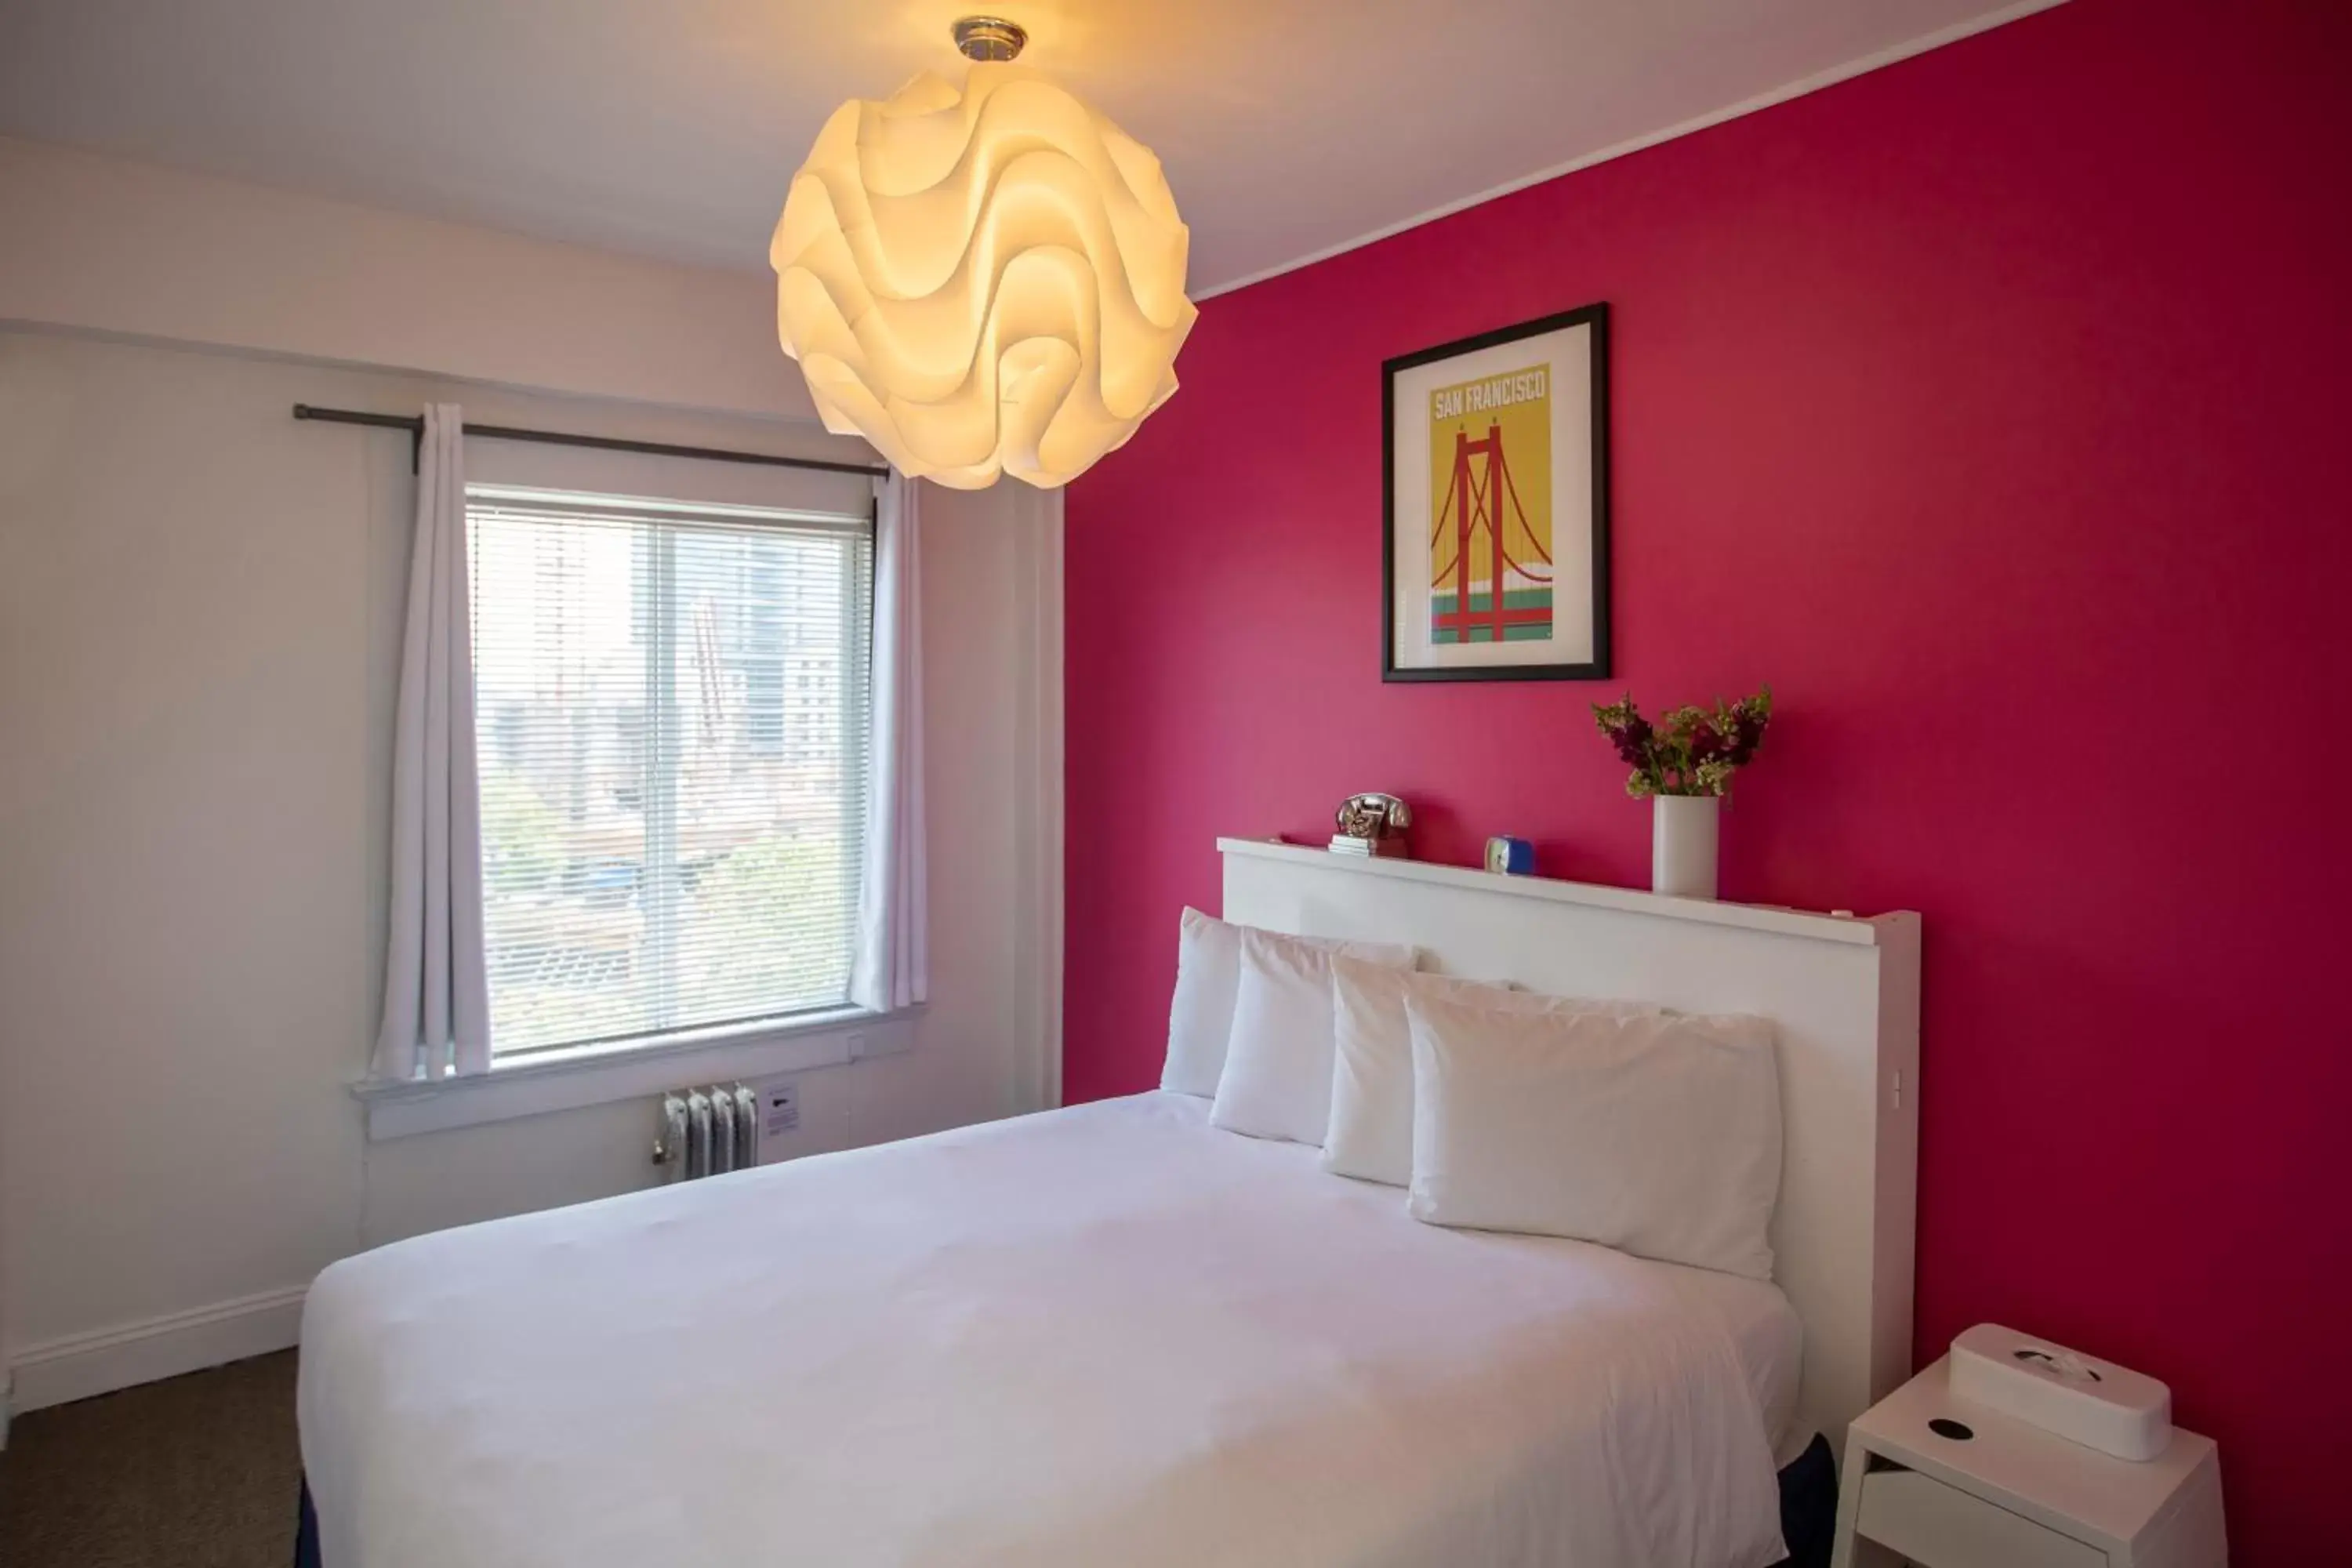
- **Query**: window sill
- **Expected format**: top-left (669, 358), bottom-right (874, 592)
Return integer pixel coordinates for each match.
top-left (354, 1007), bottom-right (919, 1142)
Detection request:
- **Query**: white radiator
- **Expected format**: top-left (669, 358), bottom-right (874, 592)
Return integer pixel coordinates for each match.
top-left (655, 1083), bottom-right (761, 1181)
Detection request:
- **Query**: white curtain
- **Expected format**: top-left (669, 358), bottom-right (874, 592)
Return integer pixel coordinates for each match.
top-left (372, 405), bottom-right (492, 1080)
top-left (851, 471), bottom-right (928, 1012)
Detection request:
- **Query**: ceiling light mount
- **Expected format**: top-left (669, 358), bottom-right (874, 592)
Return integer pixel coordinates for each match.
top-left (951, 16), bottom-right (1028, 63)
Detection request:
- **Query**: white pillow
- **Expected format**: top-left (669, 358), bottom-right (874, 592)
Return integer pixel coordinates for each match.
top-left (1161, 908), bottom-right (1243, 1097)
top-left (1160, 909), bottom-right (1417, 1098)
top-left (1405, 993), bottom-right (1783, 1279)
top-left (1322, 959), bottom-right (1655, 1188)
top-left (1209, 927), bottom-right (1417, 1144)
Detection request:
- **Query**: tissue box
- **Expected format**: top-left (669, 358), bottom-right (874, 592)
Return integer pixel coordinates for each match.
top-left (1949, 1323), bottom-right (2172, 1461)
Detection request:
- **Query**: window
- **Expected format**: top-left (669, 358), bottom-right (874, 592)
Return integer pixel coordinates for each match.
top-left (468, 485), bottom-right (872, 1057)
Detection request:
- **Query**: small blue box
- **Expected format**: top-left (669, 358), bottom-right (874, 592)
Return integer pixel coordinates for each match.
top-left (1484, 835), bottom-right (1535, 876)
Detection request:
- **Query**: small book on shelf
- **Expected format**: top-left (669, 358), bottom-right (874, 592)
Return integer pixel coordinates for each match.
top-left (1328, 835), bottom-right (1406, 858)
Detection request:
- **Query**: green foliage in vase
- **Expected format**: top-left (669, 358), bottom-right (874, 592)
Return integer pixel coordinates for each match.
top-left (1592, 687), bottom-right (1773, 799)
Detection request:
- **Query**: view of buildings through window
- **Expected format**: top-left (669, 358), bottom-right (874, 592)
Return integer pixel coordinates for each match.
top-left (466, 488), bottom-right (872, 1054)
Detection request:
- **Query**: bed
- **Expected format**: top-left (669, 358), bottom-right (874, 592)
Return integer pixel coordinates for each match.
top-left (300, 839), bottom-right (1918, 1568)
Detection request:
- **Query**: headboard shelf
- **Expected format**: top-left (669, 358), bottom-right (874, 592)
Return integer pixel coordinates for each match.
top-left (1219, 836), bottom-right (1921, 1461)
top-left (1218, 837), bottom-right (1898, 948)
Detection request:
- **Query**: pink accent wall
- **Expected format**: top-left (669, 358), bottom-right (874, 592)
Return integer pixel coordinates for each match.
top-left (1064, 0), bottom-right (2351, 1556)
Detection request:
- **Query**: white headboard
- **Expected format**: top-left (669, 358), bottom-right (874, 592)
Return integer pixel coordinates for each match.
top-left (1219, 837), bottom-right (1920, 1453)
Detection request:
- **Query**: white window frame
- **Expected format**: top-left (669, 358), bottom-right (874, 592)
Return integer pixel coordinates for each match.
top-left (356, 481), bottom-right (915, 1139)
top-left (356, 1005), bottom-right (914, 1139)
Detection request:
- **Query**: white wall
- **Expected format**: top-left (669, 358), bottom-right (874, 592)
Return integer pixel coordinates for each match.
top-left (0, 152), bottom-right (1061, 1409)
top-left (0, 136), bottom-right (815, 422)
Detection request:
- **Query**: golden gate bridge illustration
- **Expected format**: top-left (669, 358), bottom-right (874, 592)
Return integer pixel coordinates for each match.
top-left (1430, 421), bottom-right (1552, 644)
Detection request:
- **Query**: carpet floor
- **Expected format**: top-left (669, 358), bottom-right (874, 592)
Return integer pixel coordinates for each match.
top-left (0, 1352), bottom-right (298, 1568)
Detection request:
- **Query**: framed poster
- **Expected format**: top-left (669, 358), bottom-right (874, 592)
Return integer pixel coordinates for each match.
top-left (1381, 303), bottom-right (1610, 681)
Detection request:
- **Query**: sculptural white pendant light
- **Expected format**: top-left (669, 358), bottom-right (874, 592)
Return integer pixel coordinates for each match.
top-left (771, 16), bottom-right (1197, 490)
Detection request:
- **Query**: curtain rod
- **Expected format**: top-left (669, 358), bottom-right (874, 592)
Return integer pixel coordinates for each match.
top-left (291, 404), bottom-right (889, 478)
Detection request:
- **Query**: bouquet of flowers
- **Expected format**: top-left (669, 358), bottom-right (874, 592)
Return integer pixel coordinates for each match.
top-left (1592, 687), bottom-right (1772, 799)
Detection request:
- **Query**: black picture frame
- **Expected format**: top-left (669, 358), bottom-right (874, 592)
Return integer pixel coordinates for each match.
top-left (1381, 302), bottom-right (1610, 682)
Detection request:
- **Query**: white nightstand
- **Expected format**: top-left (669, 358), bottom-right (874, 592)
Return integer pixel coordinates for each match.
top-left (1831, 1356), bottom-right (2226, 1568)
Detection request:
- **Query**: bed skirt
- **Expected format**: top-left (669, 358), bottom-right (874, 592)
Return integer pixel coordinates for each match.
top-left (296, 1478), bottom-right (319, 1568)
top-left (293, 1431), bottom-right (1836, 1568)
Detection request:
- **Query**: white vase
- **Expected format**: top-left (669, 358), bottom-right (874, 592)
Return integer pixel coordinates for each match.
top-left (1652, 795), bottom-right (1720, 900)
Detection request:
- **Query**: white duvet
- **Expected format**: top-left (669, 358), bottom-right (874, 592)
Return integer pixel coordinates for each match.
top-left (302, 1092), bottom-right (1791, 1568)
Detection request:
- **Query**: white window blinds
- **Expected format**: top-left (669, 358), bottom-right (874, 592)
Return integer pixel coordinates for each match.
top-left (466, 485), bottom-right (873, 1057)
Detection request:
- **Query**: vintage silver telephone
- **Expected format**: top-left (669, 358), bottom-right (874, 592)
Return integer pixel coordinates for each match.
top-left (1330, 793), bottom-right (1411, 857)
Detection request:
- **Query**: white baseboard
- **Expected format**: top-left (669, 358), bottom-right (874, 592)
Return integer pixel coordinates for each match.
top-left (6, 1284), bottom-right (308, 1414)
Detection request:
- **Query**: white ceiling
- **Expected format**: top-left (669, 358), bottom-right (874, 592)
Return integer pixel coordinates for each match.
top-left (0, 0), bottom-right (2045, 296)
